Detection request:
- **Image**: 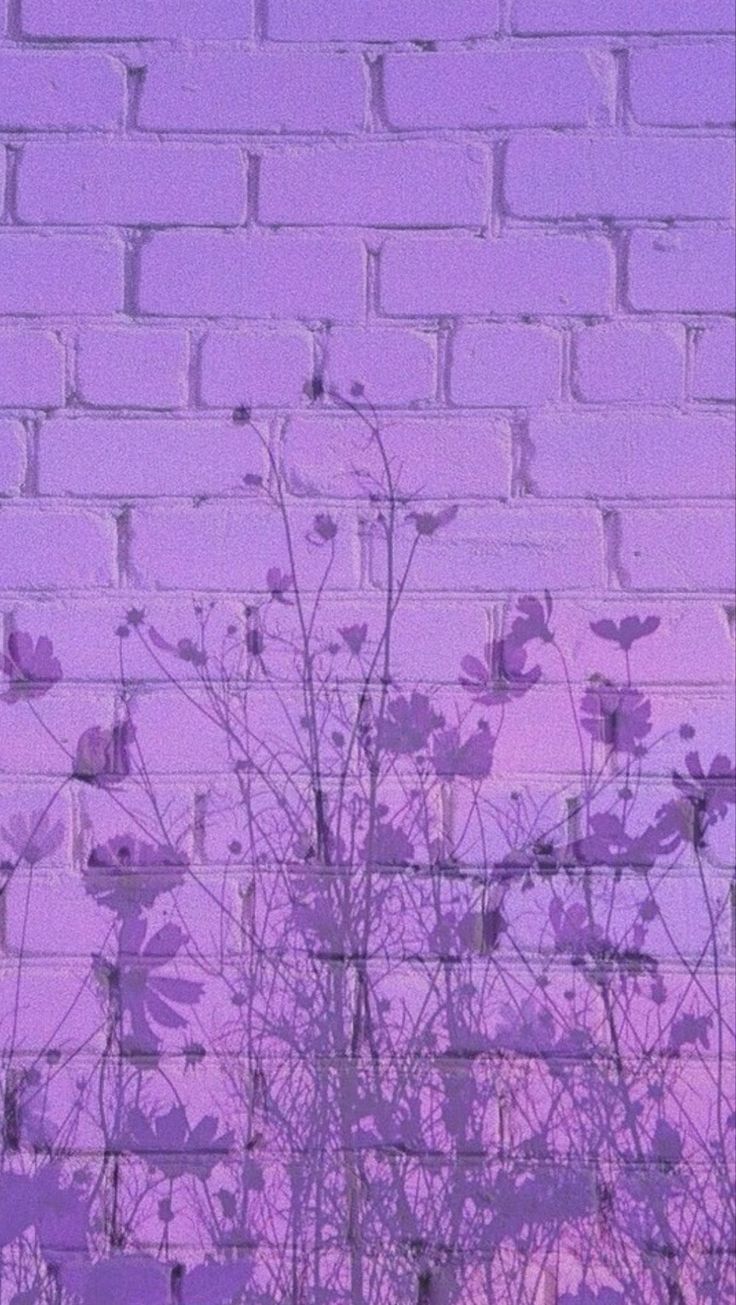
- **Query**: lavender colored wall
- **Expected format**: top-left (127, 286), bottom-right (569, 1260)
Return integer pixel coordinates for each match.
top-left (0, 2), bottom-right (734, 1303)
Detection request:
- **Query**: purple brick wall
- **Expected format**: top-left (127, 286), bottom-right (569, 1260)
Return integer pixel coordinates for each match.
top-left (0, 3), bottom-right (734, 1303)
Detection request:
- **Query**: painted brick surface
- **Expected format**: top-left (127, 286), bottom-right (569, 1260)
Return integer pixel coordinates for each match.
top-left (0, 4), bottom-right (733, 1303)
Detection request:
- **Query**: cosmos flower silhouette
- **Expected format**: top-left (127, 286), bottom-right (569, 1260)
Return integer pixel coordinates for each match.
top-left (1, 630), bottom-right (62, 703)
top-left (84, 834), bottom-right (187, 916)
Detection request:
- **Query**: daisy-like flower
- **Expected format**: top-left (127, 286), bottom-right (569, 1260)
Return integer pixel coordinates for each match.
top-left (580, 680), bottom-right (652, 753)
top-left (460, 638), bottom-right (541, 707)
top-left (673, 751), bottom-right (736, 822)
top-left (2, 631), bottom-right (62, 703)
top-left (84, 835), bottom-right (186, 917)
top-left (124, 1103), bottom-right (233, 1180)
top-left (433, 723), bottom-right (494, 780)
top-left (1, 808), bottom-right (65, 867)
top-left (590, 614), bottom-right (660, 653)
top-left (378, 691), bottom-right (444, 755)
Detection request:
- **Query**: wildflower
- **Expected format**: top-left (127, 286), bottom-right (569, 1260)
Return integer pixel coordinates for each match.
top-left (378, 691), bottom-right (444, 755)
top-left (460, 638), bottom-right (541, 706)
top-left (339, 622), bottom-right (368, 656)
top-left (124, 1104), bottom-right (233, 1180)
top-left (572, 810), bottom-right (666, 872)
top-left (365, 816), bottom-right (414, 868)
top-left (72, 722), bottom-right (135, 788)
top-left (311, 512), bottom-right (338, 543)
top-left (117, 918), bottom-right (203, 1058)
top-left (407, 504), bottom-right (458, 537)
top-left (84, 835), bottom-right (187, 917)
top-left (432, 723), bottom-right (494, 780)
top-left (672, 751), bottom-right (736, 822)
top-left (549, 897), bottom-right (605, 956)
top-left (183, 1040), bottom-right (206, 1071)
top-left (1, 631), bottom-right (62, 703)
top-left (590, 613), bottom-right (660, 652)
top-left (266, 566), bottom-right (293, 604)
top-left (509, 593), bottom-right (554, 645)
top-left (580, 680), bottom-right (651, 753)
top-left (1, 808), bottom-right (64, 867)
top-left (148, 626), bottom-right (207, 668)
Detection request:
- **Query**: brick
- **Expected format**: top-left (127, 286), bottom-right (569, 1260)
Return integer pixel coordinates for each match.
top-left (76, 328), bottom-right (188, 409)
top-left (384, 50), bottom-right (612, 128)
top-left (0, 421), bottom-right (25, 494)
top-left (512, 0), bottom-right (735, 33)
top-left (283, 413), bottom-right (511, 498)
top-left (0, 234), bottom-right (123, 315)
top-left (138, 232), bottom-right (364, 319)
top-left (451, 324), bottom-right (561, 405)
top-left (0, 331), bottom-right (64, 407)
top-left (259, 143), bottom-right (489, 227)
top-left (199, 329), bottom-right (312, 408)
top-left (128, 503), bottom-right (357, 591)
top-left (139, 52), bottom-right (366, 133)
top-left (266, 0), bottom-right (499, 41)
top-left (381, 235), bottom-right (613, 316)
top-left (0, 52), bottom-right (124, 129)
top-left (324, 327), bottom-right (436, 405)
top-left (629, 42), bottom-right (736, 125)
top-left (572, 323), bottom-right (684, 402)
top-left (505, 137), bottom-right (733, 220)
top-left (627, 228), bottom-right (736, 313)
top-left (38, 417), bottom-right (263, 497)
top-left (693, 321), bottom-right (736, 401)
top-left (21, 0), bottom-right (251, 38)
top-left (618, 507), bottom-right (736, 590)
top-left (536, 597), bottom-right (736, 686)
top-left (374, 504), bottom-right (603, 591)
top-left (0, 508), bottom-right (115, 589)
top-left (17, 142), bottom-right (245, 227)
top-left (528, 412), bottom-right (735, 498)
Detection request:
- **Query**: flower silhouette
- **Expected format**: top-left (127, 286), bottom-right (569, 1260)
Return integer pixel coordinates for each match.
top-left (460, 638), bottom-right (541, 706)
top-left (581, 681), bottom-right (651, 753)
top-left (267, 566), bottom-right (293, 604)
top-left (510, 593), bottom-right (554, 645)
top-left (73, 722), bottom-right (135, 788)
top-left (124, 1103), bottom-right (233, 1180)
top-left (339, 622), bottom-right (368, 656)
top-left (590, 613), bottom-right (660, 652)
top-left (378, 691), bottom-right (444, 755)
top-left (117, 919), bottom-right (203, 1057)
top-left (672, 751), bottom-right (736, 822)
top-left (311, 512), bottom-right (338, 543)
top-left (406, 504), bottom-right (458, 536)
top-left (1, 808), bottom-right (64, 866)
top-left (433, 723), bottom-right (494, 779)
top-left (1, 630), bottom-right (62, 703)
top-left (148, 626), bottom-right (207, 668)
top-left (84, 835), bottom-right (187, 917)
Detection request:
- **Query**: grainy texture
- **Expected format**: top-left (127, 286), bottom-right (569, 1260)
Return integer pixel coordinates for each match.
top-left (0, 3), bottom-right (734, 1303)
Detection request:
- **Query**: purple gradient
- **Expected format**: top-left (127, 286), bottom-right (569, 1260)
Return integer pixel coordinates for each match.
top-left (0, 3), bottom-right (734, 1302)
